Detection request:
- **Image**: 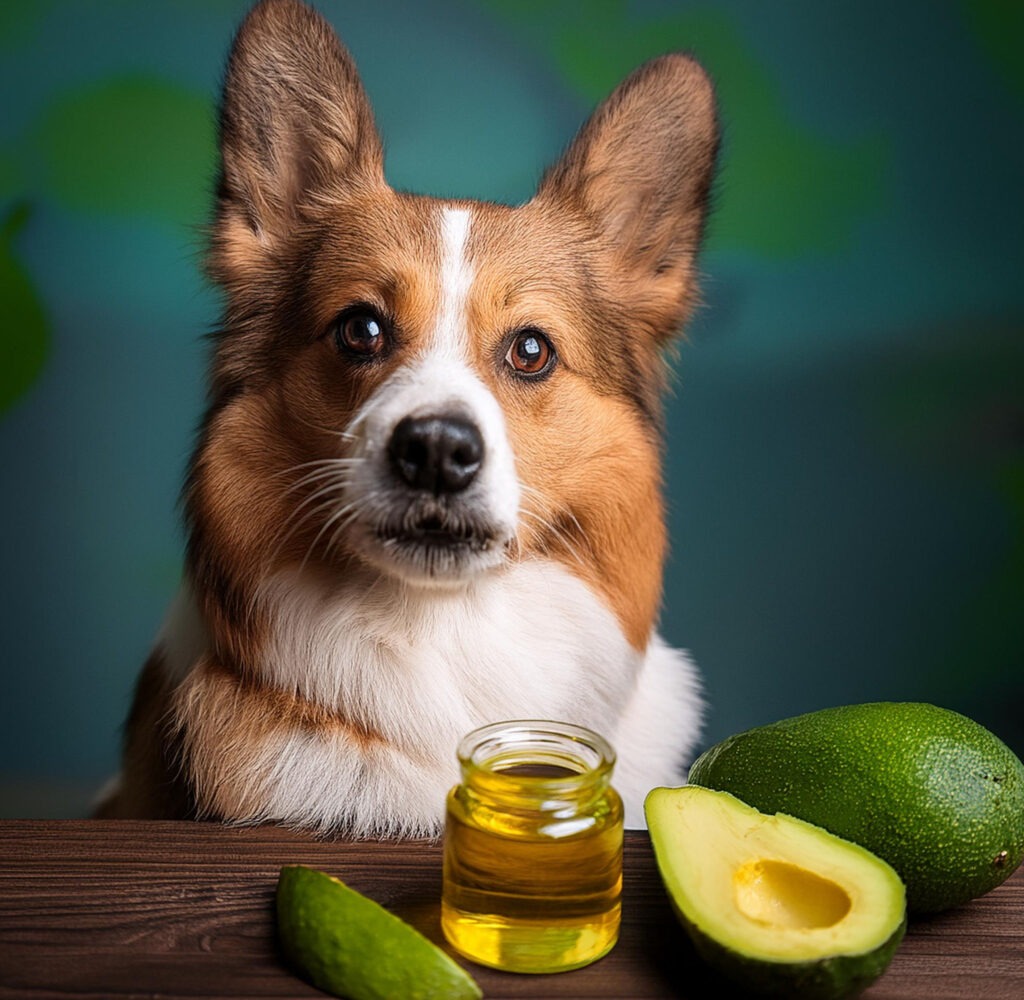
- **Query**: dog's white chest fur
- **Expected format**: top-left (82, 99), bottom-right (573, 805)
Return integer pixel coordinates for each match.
top-left (161, 558), bottom-right (701, 833)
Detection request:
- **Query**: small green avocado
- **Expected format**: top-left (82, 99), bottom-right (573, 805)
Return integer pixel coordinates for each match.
top-left (688, 702), bottom-right (1024, 913)
top-left (645, 786), bottom-right (906, 999)
top-left (276, 865), bottom-right (481, 1000)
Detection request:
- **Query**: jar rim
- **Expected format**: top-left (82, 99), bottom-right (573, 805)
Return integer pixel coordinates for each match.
top-left (456, 719), bottom-right (616, 786)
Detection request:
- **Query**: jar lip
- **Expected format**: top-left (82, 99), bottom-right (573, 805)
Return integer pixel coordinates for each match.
top-left (456, 719), bottom-right (617, 782)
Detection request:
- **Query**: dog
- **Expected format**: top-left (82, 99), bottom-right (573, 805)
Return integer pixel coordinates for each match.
top-left (96, 0), bottom-right (719, 835)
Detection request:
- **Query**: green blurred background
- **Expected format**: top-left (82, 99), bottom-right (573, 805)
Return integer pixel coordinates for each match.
top-left (1, 0), bottom-right (1022, 817)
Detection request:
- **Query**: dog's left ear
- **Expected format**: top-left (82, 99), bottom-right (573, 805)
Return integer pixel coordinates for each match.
top-left (536, 55), bottom-right (719, 338)
top-left (214, 0), bottom-right (384, 245)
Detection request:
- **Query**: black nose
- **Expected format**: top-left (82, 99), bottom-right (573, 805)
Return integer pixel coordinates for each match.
top-left (387, 415), bottom-right (484, 495)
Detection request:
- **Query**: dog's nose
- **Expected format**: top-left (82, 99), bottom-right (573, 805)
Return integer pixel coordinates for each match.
top-left (388, 415), bottom-right (484, 494)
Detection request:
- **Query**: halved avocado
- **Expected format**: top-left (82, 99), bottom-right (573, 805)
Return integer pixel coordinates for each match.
top-left (645, 786), bottom-right (906, 999)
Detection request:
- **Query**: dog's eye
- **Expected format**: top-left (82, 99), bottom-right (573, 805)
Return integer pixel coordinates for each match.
top-left (505, 329), bottom-right (555, 377)
top-left (334, 307), bottom-right (389, 359)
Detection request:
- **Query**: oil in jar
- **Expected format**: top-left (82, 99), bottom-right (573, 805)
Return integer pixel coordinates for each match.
top-left (441, 720), bottom-right (623, 973)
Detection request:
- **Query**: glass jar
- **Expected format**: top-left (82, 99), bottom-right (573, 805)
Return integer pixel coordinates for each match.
top-left (441, 720), bottom-right (624, 973)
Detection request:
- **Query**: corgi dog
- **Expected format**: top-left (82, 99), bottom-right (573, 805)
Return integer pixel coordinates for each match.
top-left (97, 0), bottom-right (718, 835)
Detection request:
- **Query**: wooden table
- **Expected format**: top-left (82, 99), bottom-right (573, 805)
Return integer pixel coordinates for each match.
top-left (1, 820), bottom-right (1021, 998)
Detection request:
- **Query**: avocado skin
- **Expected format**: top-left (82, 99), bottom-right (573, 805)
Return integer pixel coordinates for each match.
top-left (688, 702), bottom-right (1024, 913)
top-left (679, 902), bottom-right (906, 1000)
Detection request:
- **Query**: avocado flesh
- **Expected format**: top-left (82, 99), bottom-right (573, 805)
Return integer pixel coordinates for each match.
top-left (646, 786), bottom-right (906, 999)
top-left (687, 702), bottom-right (1024, 913)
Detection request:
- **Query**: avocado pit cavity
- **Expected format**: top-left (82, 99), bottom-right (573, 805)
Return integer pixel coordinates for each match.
top-left (734, 859), bottom-right (852, 930)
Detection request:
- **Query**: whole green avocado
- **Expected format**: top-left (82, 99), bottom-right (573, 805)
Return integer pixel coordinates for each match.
top-left (687, 702), bottom-right (1024, 913)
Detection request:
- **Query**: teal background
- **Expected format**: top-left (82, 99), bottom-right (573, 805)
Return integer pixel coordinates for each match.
top-left (1, 0), bottom-right (1022, 817)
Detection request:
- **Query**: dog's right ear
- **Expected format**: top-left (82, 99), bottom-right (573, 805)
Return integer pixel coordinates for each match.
top-left (214, 0), bottom-right (383, 245)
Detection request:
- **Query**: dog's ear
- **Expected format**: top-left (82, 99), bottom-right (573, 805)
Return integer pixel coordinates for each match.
top-left (214, 0), bottom-right (383, 243)
top-left (536, 55), bottom-right (719, 339)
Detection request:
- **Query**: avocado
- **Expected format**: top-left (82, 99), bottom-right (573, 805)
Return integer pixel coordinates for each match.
top-left (645, 785), bottom-right (906, 999)
top-left (688, 702), bottom-right (1024, 913)
top-left (276, 865), bottom-right (482, 1000)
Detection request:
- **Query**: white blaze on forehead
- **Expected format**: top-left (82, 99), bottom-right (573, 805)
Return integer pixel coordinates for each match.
top-left (435, 207), bottom-right (473, 356)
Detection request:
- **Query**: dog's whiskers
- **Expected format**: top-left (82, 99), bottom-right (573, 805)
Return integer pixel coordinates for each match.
top-left (306, 489), bottom-right (388, 569)
top-left (324, 495), bottom-right (383, 559)
top-left (263, 461), bottom-right (363, 570)
top-left (301, 498), bottom-right (364, 571)
top-left (284, 410), bottom-right (360, 444)
top-left (264, 495), bottom-right (340, 571)
top-left (518, 509), bottom-right (587, 567)
top-left (516, 484), bottom-right (590, 568)
top-left (278, 457), bottom-right (364, 491)
top-left (285, 468), bottom-right (359, 501)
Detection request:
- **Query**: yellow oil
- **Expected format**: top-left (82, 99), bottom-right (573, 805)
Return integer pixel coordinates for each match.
top-left (441, 756), bottom-right (623, 973)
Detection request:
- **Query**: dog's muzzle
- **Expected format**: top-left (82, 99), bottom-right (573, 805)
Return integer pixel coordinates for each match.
top-left (342, 365), bottom-right (519, 583)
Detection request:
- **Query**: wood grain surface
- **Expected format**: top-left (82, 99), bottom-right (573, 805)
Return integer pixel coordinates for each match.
top-left (0, 820), bottom-right (1021, 999)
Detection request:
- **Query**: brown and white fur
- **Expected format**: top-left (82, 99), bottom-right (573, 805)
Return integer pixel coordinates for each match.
top-left (96, 0), bottom-right (719, 835)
